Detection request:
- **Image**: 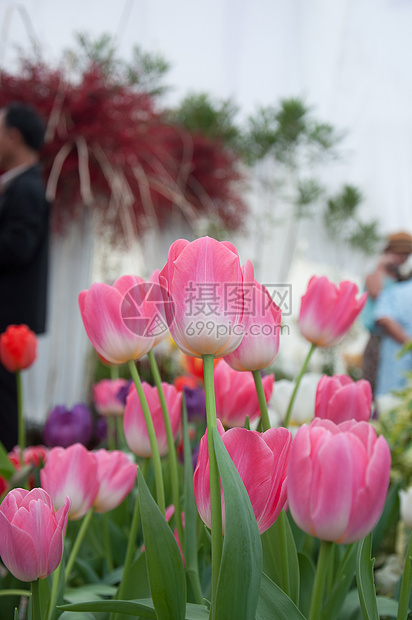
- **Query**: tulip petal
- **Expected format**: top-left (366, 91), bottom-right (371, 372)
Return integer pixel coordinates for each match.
top-left (310, 433), bottom-right (354, 541)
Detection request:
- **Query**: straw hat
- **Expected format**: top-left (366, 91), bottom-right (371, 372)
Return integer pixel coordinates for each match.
top-left (384, 232), bottom-right (412, 254)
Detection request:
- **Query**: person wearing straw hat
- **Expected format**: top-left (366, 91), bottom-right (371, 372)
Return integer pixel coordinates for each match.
top-left (361, 232), bottom-right (412, 395)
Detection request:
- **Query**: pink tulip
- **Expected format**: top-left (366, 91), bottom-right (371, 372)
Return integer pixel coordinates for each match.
top-left (214, 361), bottom-right (274, 428)
top-left (159, 237), bottom-right (253, 358)
top-left (298, 276), bottom-right (367, 347)
top-left (224, 278), bottom-right (282, 371)
top-left (40, 443), bottom-right (99, 520)
top-left (287, 418), bottom-right (391, 543)
top-left (193, 420), bottom-right (291, 534)
top-left (93, 450), bottom-right (137, 513)
top-left (315, 375), bottom-right (372, 424)
top-left (79, 275), bottom-right (155, 365)
top-left (147, 269), bottom-right (171, 347)
top-left (124, 382), bottom-right (182, 457)
top-left (0, 488), bottom-right (70, 581)
top-left (93, 379), bottom-right (130, 417)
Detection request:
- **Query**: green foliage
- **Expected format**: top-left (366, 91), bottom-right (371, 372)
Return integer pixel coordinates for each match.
top-left (356, 534), bottom-right (379, 620)
top-left (170, 92), bottom-right (241, 150)
top-left (138, 472), bottom-right (186, 620)
top-left (255, 573), bottom-right (306, 620)
top-left (126, 45), bottom-right (171, 96)
top-left (243, 98), bottom-right (342, 166)
top-left (63, 31), bottom-right (170, 96)
top-left (374, 380), bottom-right (412, 487)
top-left (261, 510), bottom-right (300, 605)
top-left (324, 185), bottom-right (382, 255)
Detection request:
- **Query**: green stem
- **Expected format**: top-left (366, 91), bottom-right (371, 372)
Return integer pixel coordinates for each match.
top-left (202, 354), bottom-right (222, 620)
top-left (103, 513), bottom-right (114, 573)
top-left (116, 415), bottom-right (125, 449)
top-left (397, 530), bottom-right (412, 620)
top-left (252, 370), bottom-right (271, 432)
top-left (107, 416), bottom-right (116, 451)
top-left (277, 511), bottom-right (291, 597)
top-left (64, 509), bottom-right (94, 584)
top-left (128, 360), bottom-right (165, 514)
top-left (326, 543), bottom-right (335, 597)
top-left (30, 579), bottom-right (41, 620)
top-left (110, 365), bottom-right (120, 380)
top-left (283, 343), bottom-right (316, 428)
top-left (182, 394), bottom-right (203, 605)
top-left (148, 349), bottom-right (184, 546)
top-left (16, 370), bottom-right (25, 455)
top-left (308, 540), bottom-right (333, 620)
top-left (46, 560), bottom-right (62, 620)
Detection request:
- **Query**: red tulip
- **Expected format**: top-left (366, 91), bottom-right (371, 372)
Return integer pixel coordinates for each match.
top-left (287, 418), bottom-right (391, 543)
top-left (40, 443), bottom-right (99, 520)
top-left (224, 278), bottom-right (282, 371)
top-left (214, 361), bottom-right (274, 428)
top-left (0, 324), bottom-right (37, 372)
top-left (159, 237), bottom-right (253, 358)
top-left (93, 449), bottom-right (137, 513)
top-left (193, 420), bottom-right (291, 534)
top-left (298, 276), bottom-right (367, 347)
top-left (0, 488), bottom-right (70, 581)
top-left (79, 275), bottom-right (155, 365)
top-left (315, 375), bottom-right (372, 424)
top-left (124, 382), bottom-right (182, 457)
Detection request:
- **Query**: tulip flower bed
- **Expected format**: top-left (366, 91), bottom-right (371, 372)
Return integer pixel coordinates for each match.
top-left (0, 236), bottom-right (411, 620)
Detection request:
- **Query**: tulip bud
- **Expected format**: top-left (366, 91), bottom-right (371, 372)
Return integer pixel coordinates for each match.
top-left (0, 324), bottom-right (37, 372)
top-left (315, 375), bottom-right (372, 424)
top-left (0, 488), bottom-right (70, 581)
top-left (288, 418), bottom-right (391, 543)
top-left (40, 443), bottom-right (99, 520)
top-left (298, 276), bottom-right (367, 347)
top-left (194, 420), bottom-right (291, 534)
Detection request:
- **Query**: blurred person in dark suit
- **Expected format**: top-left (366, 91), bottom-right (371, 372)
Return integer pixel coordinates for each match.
top-left (0, 102), bottom-right (49, 450)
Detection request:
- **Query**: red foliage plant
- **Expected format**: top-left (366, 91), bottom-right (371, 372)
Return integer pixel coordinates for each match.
top-left (0, 60), bottom-right (247, 238)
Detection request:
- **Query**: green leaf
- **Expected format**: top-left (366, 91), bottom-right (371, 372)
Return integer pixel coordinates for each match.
top-left (298, 552), bottom-right (315, 618)
top-left (261, 510), bottom-right (300, 604)
top-left (0, 440), bottom-right (16, 479)
top-left (59, 613), bottom-right (95, 620)
top-left (356, 534), bottom-right (379, 620)
top-left (59, 599), bottom-right (157, 618)
top-left (321, 543), bottom-right (358, 620)
top-left (337, 589), bottom-right (400, 620)
top-left (182, 395), bottom-right (203, 603)
top-left (376, 596), bottom-right (399, 618)
top-left (59, 598), bottom-right (209, 619)
top-left (138, 469), bottom-right (186, 620)
top-left (255, 572), bottom-right (307, 620)
top-left (38, 574), bottom-right (51, 618)
top-left (372, 483), bottom-right (400, 556)
top-left (64, 583), bottom-right (117, 603)
top-left (337, 588), bottom-right (362, 620)
top-left (212, 427), bottom-right (262, 620)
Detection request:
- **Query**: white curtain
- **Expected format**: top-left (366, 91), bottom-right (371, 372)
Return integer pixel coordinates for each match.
top-left (23, 212), bottom-right (94, 425)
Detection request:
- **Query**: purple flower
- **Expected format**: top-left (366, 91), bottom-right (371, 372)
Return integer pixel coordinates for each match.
top-left (43, 404), bottom-right (93, 448)
top-left (116, 379), bottom-right (133, 408)
top-left (183, 387), bottom-right (206, 422)
top-left (95, 416), bottom-right (108, 444)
